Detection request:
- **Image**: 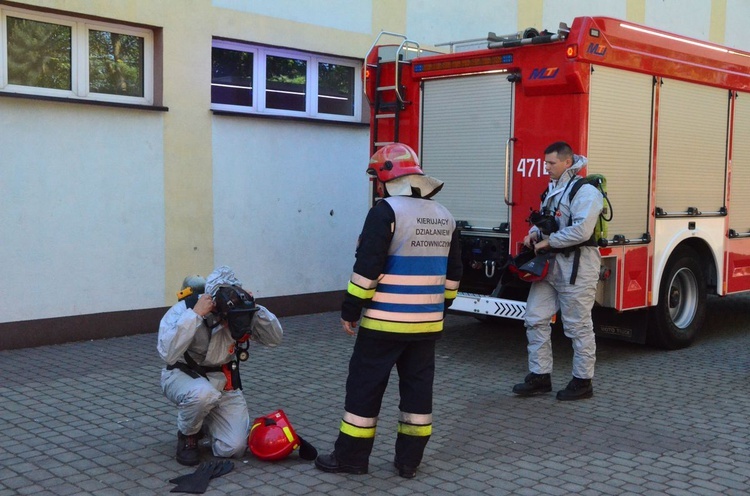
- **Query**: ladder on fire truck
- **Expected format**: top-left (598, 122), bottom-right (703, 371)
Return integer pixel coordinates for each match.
top-left (364, 32), bottom-right (422, 153)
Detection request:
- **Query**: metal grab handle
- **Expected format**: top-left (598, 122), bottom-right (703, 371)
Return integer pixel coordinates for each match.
top-left (393, 39), bottom-right (420, 103)
top-left (363, 31), bottom-right (419, 104)
top-left (504, 137), bottom-right (516, 206)
top-left (364, 31), bottom-right (405, 103)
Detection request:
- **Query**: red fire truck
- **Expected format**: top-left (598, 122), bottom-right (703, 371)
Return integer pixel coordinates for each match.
top-left (363, 16), bottom-right (750, 349)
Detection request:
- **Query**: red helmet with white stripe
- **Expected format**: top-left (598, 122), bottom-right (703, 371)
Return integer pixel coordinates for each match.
top-left (367, 143), bottom-right (423, 183)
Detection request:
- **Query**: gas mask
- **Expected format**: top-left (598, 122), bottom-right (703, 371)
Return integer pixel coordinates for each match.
top-left (211, 285), bottom-right (259, 341)
top-left (528, 208), bottom-right (559, 236)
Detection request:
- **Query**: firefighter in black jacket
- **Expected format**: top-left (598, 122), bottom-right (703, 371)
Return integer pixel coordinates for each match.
top-left (315, 143), bottom-right (462, 479)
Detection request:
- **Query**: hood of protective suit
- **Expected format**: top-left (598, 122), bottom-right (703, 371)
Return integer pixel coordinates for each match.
top-left (541, 154), bottom-right (589, 208)
top-left (384, 174), bottom-right (444, 199)
top-left (559, 154), bottom-right (588, 183)
top-left (205, 265), bottom-right (243, 296)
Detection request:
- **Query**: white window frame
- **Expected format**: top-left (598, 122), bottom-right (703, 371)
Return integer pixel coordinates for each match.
top-left (0, 6), bottom-right (154, 105)
top-left (211, 39), bottom-right (258, 112)
top-left (315, 54), bottom-right (360, 120)
top-left (259, 48), bottom-right (312, 117)
top-left (211, 39), bottom-right (362, 123)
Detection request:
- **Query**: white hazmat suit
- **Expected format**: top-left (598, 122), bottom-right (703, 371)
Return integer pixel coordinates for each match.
top-left (524, 156), bottom-right (602, 380)
top-left (157, 265), bottom-right (283, 458)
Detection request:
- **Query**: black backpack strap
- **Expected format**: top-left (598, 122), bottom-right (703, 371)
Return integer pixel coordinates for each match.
top-left (182, 293), bottom-right (200, 309)
top-left (565, 176), bottom-right (597, 246)
top-left (166, 361), bottom-right (202, 379)
top-left (567, 175), bottom-right (592, 201)
top-left (570, 248), bottom-right (582, 285)
top-left (562, 176), bottom-right (596, 284)
top-left (540, 187), bottom-right (549, 204)
top-left (167, 294), bottom-right (225, 379)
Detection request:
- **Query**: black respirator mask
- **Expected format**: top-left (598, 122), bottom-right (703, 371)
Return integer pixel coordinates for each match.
top-left (210, 285), bottom-right (259, 341)
top-left (528, 208), bottom-right (559, 236)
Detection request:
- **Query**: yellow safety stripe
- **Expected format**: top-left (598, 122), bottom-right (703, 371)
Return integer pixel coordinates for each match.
top-left (340, 420), bottom-right (376, 439)
top-left (444, 288), bottom-right (458, 299)
top-left (360, 316), bottom-right (443, 333)
top-left (347, 281), bottom-right (376, 300)
top-left (282, 426), bottom-right (295, 443)
top-left (398, 422), bottom-right (432, 437)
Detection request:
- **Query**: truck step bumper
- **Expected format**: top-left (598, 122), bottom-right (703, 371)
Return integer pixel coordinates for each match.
top-left (450, 292), bottom-right (526, 320)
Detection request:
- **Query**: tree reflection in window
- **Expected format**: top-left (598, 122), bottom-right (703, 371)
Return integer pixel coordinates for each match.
top-left (266, 55), bottom-right (306, 111)
top-left (7, 16), bottom-right (71, 90)
top-left (89, 30), bottom-right (144, 97)
top-left (318, 63), bottom-right (354, 116)
top-left (212, 48), bottom-right (253, 106)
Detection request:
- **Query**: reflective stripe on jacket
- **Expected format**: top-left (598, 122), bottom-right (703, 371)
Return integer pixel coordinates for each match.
top-left (353, 195), bottom-right (459, 336)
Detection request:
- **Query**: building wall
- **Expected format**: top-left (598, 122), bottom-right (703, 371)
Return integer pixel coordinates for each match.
top-left (1, 0), bottom-right (748, 348)
top-left (211, 117), bottom-right (368, 298)
top-left (0, 99), bottom-right (165, 322)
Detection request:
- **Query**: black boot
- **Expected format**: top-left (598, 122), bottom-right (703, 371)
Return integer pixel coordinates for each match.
top-left (394, 457), bottom-right (417, 479)
top-left (512, 373), bottom-right (552, 396)
top-left (556, 377), bottom-right (593, 401)
top-left (394, 430), bottom-right (428, 478)
top-left (176, 431), bottom-right (201, 466)
top-left (314, 451), bottom-right (368, 475)
top-left (316, 430), bottom-right (373, 475)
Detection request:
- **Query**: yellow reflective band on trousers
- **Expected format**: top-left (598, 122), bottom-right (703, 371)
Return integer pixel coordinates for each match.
top-left (347, 281), bottom-right (376, 300)
top-left (360, 316), bottom-right (443, 333)
top-left (340, 420), bottom-right (376, 439)
top-left (398, 422), bottom-right (432, 437)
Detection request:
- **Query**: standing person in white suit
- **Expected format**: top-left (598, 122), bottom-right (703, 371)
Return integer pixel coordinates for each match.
top-left (512, 142), bottom-right (603, 401)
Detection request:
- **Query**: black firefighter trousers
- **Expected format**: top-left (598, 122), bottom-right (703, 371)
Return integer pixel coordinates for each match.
top-left (334, 333), bottom-right (436, 468)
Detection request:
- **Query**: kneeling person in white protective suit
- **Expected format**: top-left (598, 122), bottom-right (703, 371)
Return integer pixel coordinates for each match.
top-left (157, 265), bottom-right (283, 466)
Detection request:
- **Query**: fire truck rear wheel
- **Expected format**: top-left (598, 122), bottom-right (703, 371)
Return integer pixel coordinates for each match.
top-left (648, 248), bottom-right (706, 350)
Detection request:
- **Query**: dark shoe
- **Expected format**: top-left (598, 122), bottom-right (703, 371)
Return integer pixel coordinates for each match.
top-left (314, 452), bottom-right (368, 475)
top-left (556, 377), bottom-right (593, 401)
top-left (512, 373), bottom-right (552, 396)
top-left (394, 458), bottom-right (417, 479)
top-left (176, 431), bottom-right (201, 466)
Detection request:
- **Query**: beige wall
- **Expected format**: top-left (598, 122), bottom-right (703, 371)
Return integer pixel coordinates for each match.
top-left (161, 2), bottom-right (408, 299)
top-left (7, 0), bottom-right (394, 302)
top-left (3, 0), bottom-right (749, 319)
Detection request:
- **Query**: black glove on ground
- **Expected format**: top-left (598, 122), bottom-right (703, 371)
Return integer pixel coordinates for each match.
top-left (169, 459), bottom-right (234, 494)
top-left (298, 437), bottom-right (318, 461)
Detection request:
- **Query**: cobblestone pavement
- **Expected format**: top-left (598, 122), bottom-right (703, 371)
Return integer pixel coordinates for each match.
top-left (2, 294), bottom-right (750, 496)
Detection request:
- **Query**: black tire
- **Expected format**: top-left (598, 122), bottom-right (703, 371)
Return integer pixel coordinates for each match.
top-left (648, 249), bottom-right (706, 349)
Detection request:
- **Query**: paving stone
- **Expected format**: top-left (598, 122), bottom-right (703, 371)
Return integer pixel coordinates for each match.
top-left (2, 299), bottom-right (750, 495)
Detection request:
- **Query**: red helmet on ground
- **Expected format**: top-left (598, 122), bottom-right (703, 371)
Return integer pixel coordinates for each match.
top-left (367, 143), bottom-right (423, 183)
top-left (248, 410), bottom-right (300, 461)
top-left (507, 250), bottom-right (552, 282)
